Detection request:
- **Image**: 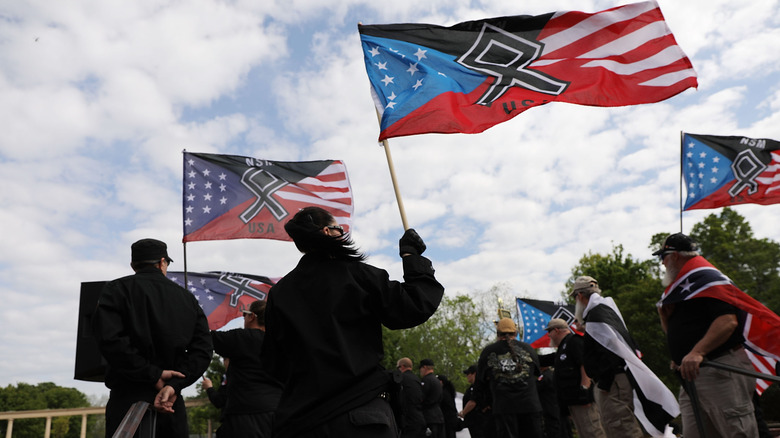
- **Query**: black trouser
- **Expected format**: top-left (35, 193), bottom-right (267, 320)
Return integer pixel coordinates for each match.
top-left (493, 412), bottom-right (542, 438)
top-left (105, 390), bottom-right (188, 438)
top-left (296, 397), bottom-right (398, 438)
top-left (216, 412), bottom-right (274, 438)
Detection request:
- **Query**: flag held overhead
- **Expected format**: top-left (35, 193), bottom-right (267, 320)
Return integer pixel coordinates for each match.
top-left (359, 1), bottom-right (697, 140)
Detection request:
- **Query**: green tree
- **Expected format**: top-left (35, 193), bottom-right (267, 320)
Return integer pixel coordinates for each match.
top-left (381, 294), bottom-right (487, 392)
top-left (0, 382), bottom-right (90, 438)
top-left (568, 244), bottom-right (676, 388)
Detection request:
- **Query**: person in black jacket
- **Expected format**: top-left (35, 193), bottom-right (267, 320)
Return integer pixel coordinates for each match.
top-left (419, 359), bottom-right (445, 438)
top-left (437, 374), bottom-right (462, 438)
top-left (396, 357), bottom-right (427, 438)
top-left (459, 365), bottom-right (488, 438)
top-left (211, 300), bottom-right (282, 437)
top-left (470, 318), bottom-right (543, 438)
top-left (92, 238), bottom-right (213, 438)
top-left (543, 318), bottom-right (605, 438)
top-left (261, 206), bottom-right (445, 438)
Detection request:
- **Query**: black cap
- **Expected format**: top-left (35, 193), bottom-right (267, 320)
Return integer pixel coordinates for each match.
top-left (419, 358), bottom-right (434, 368)
top-left (652, 233), bottom-right (699, 256)
top-left (131, 238), bottom-right (173, 263)
top-left (463, 365), bottom-right (477, 375)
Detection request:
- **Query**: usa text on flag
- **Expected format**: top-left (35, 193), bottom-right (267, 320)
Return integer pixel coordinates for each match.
top-left (168, 271), bottom-right (277, 330)
top-left (517, 298), bottom-right (576, 348)
top-left (183, 152), bottom-right (353, 242)
top-left (660, 255), bottom-right (780, 391)
top-left (359, 1), bottom-right (697, 140)
top-left (682, 133), bottom-right (780, 211)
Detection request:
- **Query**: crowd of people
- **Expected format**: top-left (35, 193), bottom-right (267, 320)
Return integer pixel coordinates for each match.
top-left (91, 208), bottom-right (776, 438)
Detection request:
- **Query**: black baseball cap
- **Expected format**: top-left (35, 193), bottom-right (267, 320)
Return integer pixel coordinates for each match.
top-left (131, 238), bottom-right (173, 263)
top-left (463, 365), bottom-right (477, 375)
top-left (652, 233), bottom-right (699, 256)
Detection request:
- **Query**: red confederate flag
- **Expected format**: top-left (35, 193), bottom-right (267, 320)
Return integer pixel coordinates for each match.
top-left (661, 256), bottom-right (780, 392)
top-left (183, 152), bottom-right (353, 242)
top-left (359, 1), bottom-right (697, 140)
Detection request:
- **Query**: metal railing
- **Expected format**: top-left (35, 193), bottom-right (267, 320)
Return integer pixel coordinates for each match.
top-left (0, 399), bottom-right (209, 438)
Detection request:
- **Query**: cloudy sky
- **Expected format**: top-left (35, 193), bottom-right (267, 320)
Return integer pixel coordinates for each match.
top-left (1, 0), bottom-right (779, 400)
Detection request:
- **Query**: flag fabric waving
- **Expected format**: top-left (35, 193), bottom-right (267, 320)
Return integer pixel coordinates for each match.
top-left (682, 133), bottom-right (780, 211)
top-left (167, 271), bottom-right (278, 330)
top-left (517, 298), bottom-right (576, 348)
top-left (660, 255), bottom-right (780, 392)
top-left (183, 152), bottom-right (353, 242)
top-left (584, 294), bottom-right (679, 436)
top-left (359, 1), bottom-right (697, 140)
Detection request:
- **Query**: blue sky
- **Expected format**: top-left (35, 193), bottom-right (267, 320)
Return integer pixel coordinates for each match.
top-left (1, 0), bottom-right (779, 400)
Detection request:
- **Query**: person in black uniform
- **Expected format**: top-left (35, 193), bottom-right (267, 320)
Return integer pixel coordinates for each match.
top-left (261, 206), bottom-right (445, 438)
top-left (437, 374), bottom-right (462, 438)
top-left (471, 318), bottom-right (543, 438)
top-left (419, 359), bottom-right (445, 438)
top-left (92, 238), bottom-right (213, 438)
top-left (542, 319), bottom-right (605, 438)
top-left (211, 300), bottom-right (282, 437)
top-left (396, 357), bottom-right (427, 438)
top-left (459, 365), bottom-right (487, 438)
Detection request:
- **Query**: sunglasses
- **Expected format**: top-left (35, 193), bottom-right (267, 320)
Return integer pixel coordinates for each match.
top-left (327, 225), bottom-right (345, 235)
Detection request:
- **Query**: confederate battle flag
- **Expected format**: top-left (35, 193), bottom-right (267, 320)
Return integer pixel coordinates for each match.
top-left (359, 1), bottom-right (697, 140)
top-left (660, 256), bottom-right (780, 393)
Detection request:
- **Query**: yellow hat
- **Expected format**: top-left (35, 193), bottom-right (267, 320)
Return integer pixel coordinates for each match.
top-left (496, 317), bottom-right (517, 333)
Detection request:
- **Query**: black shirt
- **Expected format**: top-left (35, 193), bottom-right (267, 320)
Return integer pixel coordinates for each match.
top-left (666, 297), bottom-right (744, 364)
top-left (211, 328), bottom-right (282, 414)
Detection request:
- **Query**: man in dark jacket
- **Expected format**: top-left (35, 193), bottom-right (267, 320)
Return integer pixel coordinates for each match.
top-left (396, 357), bottom-right (427, 438)
top-left (471, 318), bottom-right (543, 438)
top-left (211, 300), bottom-right (282, 437)
top-left (459, 365), bottom-right (488, 438)
top-left (419, 359), bottom-right (445, 438)
top-left (544, 318), bottom-right (605, 438)
top-left (93, 238), bottom-right (212, 438)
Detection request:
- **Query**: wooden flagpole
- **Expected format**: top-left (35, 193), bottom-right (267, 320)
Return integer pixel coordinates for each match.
top-left (361, 21), bottom-right (409, 230)
top-left (375, 112), bottom-right (410, 230)
top-left (679, 131), bottom-right (684, 233)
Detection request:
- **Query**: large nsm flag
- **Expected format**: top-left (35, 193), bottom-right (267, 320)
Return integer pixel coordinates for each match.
top-left (359, 1), bottom-right (697, 140)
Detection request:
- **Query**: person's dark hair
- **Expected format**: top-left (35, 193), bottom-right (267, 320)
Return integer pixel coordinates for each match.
top-left (284, 206), bottom-right (365, 261)
top-left (249, 300), bottom-right (267, 326)
top-left (130, 260), bottom-right (161, 271)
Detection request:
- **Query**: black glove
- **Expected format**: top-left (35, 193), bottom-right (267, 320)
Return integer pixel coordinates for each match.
top-left (399, 228), bottom-right (426, 256)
